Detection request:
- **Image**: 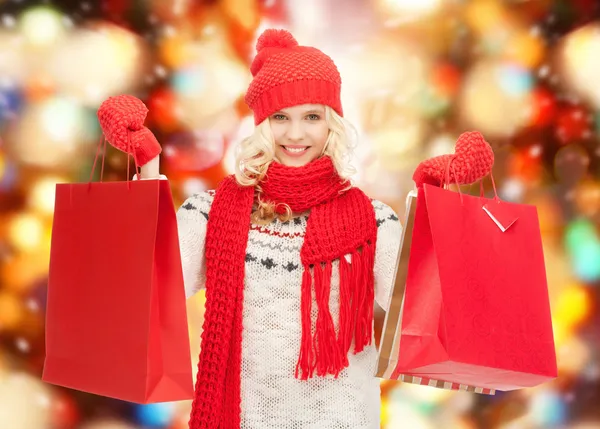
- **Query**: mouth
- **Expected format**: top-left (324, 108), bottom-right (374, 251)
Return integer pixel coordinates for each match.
top-left (280, 145), bottom-right (310, 156)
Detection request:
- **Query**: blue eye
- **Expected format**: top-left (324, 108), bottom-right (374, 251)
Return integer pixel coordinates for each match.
top-left (306, 114), bottom-right (321, 120)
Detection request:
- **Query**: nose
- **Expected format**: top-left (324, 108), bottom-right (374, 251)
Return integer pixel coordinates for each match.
top-left (286, 120), bottom-right (305, 142)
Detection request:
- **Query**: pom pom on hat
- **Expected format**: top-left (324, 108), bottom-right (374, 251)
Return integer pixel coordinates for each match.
top-left (256, 29), bottom-right (298, 52)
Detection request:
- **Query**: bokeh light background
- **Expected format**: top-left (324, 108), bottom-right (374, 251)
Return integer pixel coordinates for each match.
top-left (0, 0), bottom-right (599, 428)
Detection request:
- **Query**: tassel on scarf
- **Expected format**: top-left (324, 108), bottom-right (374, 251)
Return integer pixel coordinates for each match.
top-left (355, 240), bottom-right (376, 352)
top-left (314, 261), bottom-right (343, 377)
top-left (338, 255), bottom-right (353, 367)
top-left (296, 265), bottom-right (315, 380)
top-left (295, 239), bottom-right (377, 380)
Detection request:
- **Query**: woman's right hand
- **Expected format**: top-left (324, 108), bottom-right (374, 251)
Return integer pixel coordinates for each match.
top-left (97, 95), bottom-right (162, 173)
top-left (412, 131), bottom-right (494, 188)
top-left (139, 153), bottom-right (161, 180)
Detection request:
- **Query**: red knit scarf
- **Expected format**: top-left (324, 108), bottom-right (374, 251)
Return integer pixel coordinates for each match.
top-left (188, 156), bottom-right (378, 428)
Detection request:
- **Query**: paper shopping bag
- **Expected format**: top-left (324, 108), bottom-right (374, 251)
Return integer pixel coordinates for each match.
top-left (43, 178), bottom-right (194, 403)
top-left (375, 191), bottom-right (494, 394)
top-left (376, 184), bottom-right (557, 393)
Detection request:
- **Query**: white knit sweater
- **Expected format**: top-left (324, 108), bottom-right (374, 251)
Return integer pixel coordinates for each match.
top-left (177, 190), bottom-right (402, 429)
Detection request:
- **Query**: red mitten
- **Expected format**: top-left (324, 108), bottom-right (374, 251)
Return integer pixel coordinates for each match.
top-left (97, 95), bottom-right (161, 166)
top-left (413, 131), bottom-right (494, 188)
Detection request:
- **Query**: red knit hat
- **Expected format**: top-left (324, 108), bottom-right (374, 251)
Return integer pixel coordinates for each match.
top-left (245, 29), bottom-right (343, 125)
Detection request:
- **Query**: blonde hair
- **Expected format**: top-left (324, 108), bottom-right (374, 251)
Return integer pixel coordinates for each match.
top-left (234, 106), bottom-right (358, 224)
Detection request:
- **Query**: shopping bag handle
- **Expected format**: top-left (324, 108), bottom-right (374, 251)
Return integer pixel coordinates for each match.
top-left (88, 133), bottom-right (140, 189)
top-left (442, 156), bottom-right (464, 204)
top-left (89, 136), bottom-right (107, 184)
top-left (479, 173), bottom-right (500, 204)
top-left (442, 157), bottom-right (503, 206)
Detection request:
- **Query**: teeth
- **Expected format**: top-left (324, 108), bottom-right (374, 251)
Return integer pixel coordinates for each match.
top-left (285, 147), bottom-right (308, 153)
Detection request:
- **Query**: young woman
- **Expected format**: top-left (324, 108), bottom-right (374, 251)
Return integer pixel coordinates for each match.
top-left (98, 29), bottom-right (402, 429)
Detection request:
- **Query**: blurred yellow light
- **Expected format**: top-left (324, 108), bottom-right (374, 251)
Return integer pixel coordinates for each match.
top-left (19, 6), bottom-right (66, 46)
top-left (381, 398), bottom-right (389, 427)
top-left (386, 400), bottom-right (434, 429)
top-left (370, 122), bottom-right (425, 171)
top-left (0, 372), bottom-right (51, 429)
top-left (11, 97), bottom-right (90, 168)
top-left (380, 0), bottom-right (441, 15)
top-left (43, 223), bottom-right (52, 253)
top-left (29, 177), bottom-right (62, 215)
top-left (459, 59), bottom-right (532, 137)
top-left (465, 0), bottom-right (508, 33)
top-left (186, 290), bottom-right (206, 357)
top-left (551, 319), bottom-right (568, 348)
top-left (0, 291), bottom-right (24, 330)
top-left (553, 284), bottom-right (591, 329)
top-left (174, 43), bottom-right (251, 129)
top-left (507, 31), bottom-right (545, 68)
top-left (8, 213), bottom-right (44, 252)
top-left (338, 38), bottom-right (430, 105)
top-left (561, 24), bottom-right (600, 108)
top-left (158, 31), bottom-right (191, 68)
top-left (531, 197), bottom-right (564, 240)
top-left (41, 98), bottom-right (84, 143)
top-left (1, 251), bottom-right (51, 293)
top-left (0, 31), bottom-right (27, 80)
top-left (401, 378), bottom-right (455, 403)
top-left (574, 179), bottom-right (600, 217)
top-left (556, 335), bottom-right (590, 375)
top-left (564, 29), bottom-right (590, 66)
top-left (222, 0), bottom-right (260, 31)
top-left (48, 24), bottom-right (150, 106)
top-left (428, 134), bottom-right (456, 157)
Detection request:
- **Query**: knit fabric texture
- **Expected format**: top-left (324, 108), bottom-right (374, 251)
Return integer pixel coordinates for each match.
top-left (178, 190), bottom-right (402, 428)
top-left (245, 29), bottom-right (343, 125)
top-left (413, 131), bottom-right (494, 188)
top-left (188, 156), bottom-right (380, 428)
top-left (97, 95), bottom-right (162, 167)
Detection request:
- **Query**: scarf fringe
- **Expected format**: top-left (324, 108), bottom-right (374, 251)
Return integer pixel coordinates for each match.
top-left (295, 239), bottom-right (376, 380)
top-left (295, 265), bottom-right (315, 380)
top-left (314, 261), bottom-right (343, 377)
top-left (354, 240), bottom-right (375, 353)
top-left (338, 255), bottom-right (353, 367)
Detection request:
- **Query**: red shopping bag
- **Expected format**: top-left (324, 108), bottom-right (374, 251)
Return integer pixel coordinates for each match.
top-left (42, 150), bottom-right (194, 403)
top-left (388, 181), bottom-right (557, 392)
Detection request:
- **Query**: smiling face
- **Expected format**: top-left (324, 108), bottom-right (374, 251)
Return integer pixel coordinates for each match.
top-left (268, 104), bottom-right (330, 167)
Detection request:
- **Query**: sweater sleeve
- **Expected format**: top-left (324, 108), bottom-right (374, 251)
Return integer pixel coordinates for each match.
top-left (175, 190), bottom-right (215, 299)
top-left (372, 200), bottom-right (403, 311)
